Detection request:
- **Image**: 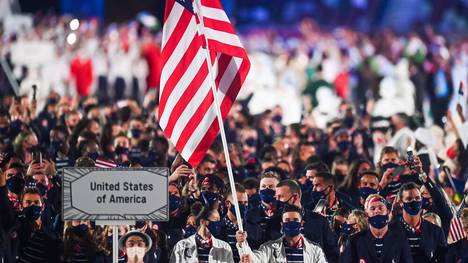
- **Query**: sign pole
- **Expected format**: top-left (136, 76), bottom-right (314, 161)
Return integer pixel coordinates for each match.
top-left (193, 0), bottom-right (244, 232)
top-left (113, 225), bottom-right (119, 263)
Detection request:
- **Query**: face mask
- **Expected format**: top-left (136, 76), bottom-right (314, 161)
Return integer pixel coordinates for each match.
top-left (51, 140), bottom-right (64, 151)
top-left (169, 194), bottom-right (181, 212)
top-left (403, 200), bottom-right (422, 216)
top-left (276, 195), bottom-right (294, 213)
top-left (422, 197), bottom-right (431, 210)
top-left (0, 127), bottom-right (9, 134)
top-left (300, 180), bottom-right (312, 193)
top-left (311, 187), bottom-right (329, 202)
top-left (272, 115), bottom-right (282, 123)
top-left (184, 225), bottom-right (197, 238)
top-left (207, 220), bottom-right (223, 238)
top-left (259, 188), bottom-right (275, 204)
top-left (282, 221), bottom-right (301, 237)
top-left (337, 141), bottom-right (350, 151)
top-left (10, 120), bottom-right (22, 131)
top-left (135, 221), bottom-right (146, 229)
top-left (88, 152), bottom-right (99, 161)
top-left (71, 224), bottom-right (89, 237)
top-left (344, 117), bottom-right (354, 129)
top-left (23, 205), bottom-right (42, 221)
top-left (115, 146), bottom-right (129, 156)
top-left (35, 182), bottom-right (48, 197)
top-left (126, 246), bottom-right (146, 260)
top-left (341, 223), bottom-right (355, 236)
top-left (6, 175), bottom-right (25, 195)
top-left (359, 187), bottom-right (378, 200)
top-left (130, 129), bottom-right (142, 139)
top-left (368, 214), bottom-right (388, 229)
top-left (248, 193), bottom-right (261, 208)
top-left (381, 162), bottom-right (399, 173)
top-left (201, 191), bottom-right (219, 207)
top-left (245, 138), bottom-right (257, 147)
top-left (229, 203), bottom-right (248, 218)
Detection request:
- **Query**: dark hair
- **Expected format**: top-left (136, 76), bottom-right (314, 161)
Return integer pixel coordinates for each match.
top-left (398, 182), bottom-right (420, 199)
top-left (282, 204), bottom-right (302, 218)
top-left (315, 172), bottom-right (335, 186)
top-left (242, 177), bottom-right (259, 190)
top-left (339, 159), bottom-right (372, 191)
top-left (260, 171), bottom-right (281, 182)
top-left (224, 184), bottom-right (246, 203)
top-left (200, 154), bottom-right (217, 165)
top-left (196, 206), bottom-right (216, 226)
top-left (305, 161), bottom-right (329, 173)
top-left (379, 146), bottom-right (399, 163)
top-left (21, 187), bottom-right (42, 201)
top-left (359, 171), bottom-right (379, 180)
top-left (277, 179), bottom-right (302, 198)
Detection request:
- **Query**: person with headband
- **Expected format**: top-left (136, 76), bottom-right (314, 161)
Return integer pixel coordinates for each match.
top-left (341, 194), bottom-right (413, 263)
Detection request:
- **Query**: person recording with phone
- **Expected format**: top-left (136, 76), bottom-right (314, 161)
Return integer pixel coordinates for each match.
top-left (377, 146), bottom-right (422, 203)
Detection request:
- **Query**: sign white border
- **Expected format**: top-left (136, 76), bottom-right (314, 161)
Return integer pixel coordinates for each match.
top-left (62, 167), bottom-right (169, 221)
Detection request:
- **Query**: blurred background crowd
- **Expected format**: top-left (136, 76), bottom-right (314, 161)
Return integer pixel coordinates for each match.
top-left (0, 0), bottom-right (467, 262)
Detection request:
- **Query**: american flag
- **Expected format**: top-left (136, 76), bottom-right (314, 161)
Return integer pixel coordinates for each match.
top-left (448, 216), bottom-right (466, 243)
top-left (159, 0), bottom-right (250, 166)
top-left (95, 157), bottom-right (118, 168)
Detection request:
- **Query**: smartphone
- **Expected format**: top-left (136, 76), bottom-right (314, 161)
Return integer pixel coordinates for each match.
top-left (406, 147), bottom-right (415, 169)
top-left (313, 199), bottom-right (327, 213)
top-left (392, 165), bottom-right (405, 177)
top-left (32, 84), bottom-right (37, 101)
top-left (117, 100), bottom-right (129, 108)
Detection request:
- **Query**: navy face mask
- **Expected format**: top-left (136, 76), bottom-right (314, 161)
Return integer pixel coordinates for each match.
top-left (359, 187), bottom-right (378, 200)
top-left (130, 129), bottom-right (142, 139)
top-left (259, 188), bottom-right (275, 204)
top-left (282, 221), bottom-right (301, 237)
top-left (403, 200), bottom-right (422, 216)
top-left (337, 140), bottom-right (351, 151)
top-left (51, 140), bottom-right (64, 151)
top-left (23, 205), bottom-right (42, 221)
top-left (248, 193), bottom-right (261, 208)
top-left (275, 195), bottom-right (294, 213)
top-left (88, 152), bottom-right (99, 161)
top-left (245, 138), bottom-right (257, 147)
top-left (169, 194), bottom-right (182, 213)
top-left (201, 191), bottom-right (219, 207)
top-left (311, 186), bottom-right (330, 202)
top-left (35, 182), bottom-right (48, 197)
top-left (6, 175), bottom-right (25, 195)
top-left (207, 220), bottom-right (223, 238)
top-left (0, 126), bottom-right (9, 134)
top-left (184, 225), bottom-right (197, 238)
top-left (422, 197), bottom-right (431, 210)
top-left (341, 223), bottom-right (356, 236)
top-left (115, 146), bottom-right (129, 156)
top-left (368, 214), bottom-right (388, 229)
top-left (229, 203), bottom-right (248, 218)
top-left (71, 224), bottom-right (89, 237)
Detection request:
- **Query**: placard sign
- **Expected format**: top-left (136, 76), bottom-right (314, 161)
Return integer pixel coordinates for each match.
top-left (62, 167), bottom-right (168, 221)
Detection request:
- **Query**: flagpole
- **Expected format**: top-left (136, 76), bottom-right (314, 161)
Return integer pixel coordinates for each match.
top-left (193, 0), bottom-right (244, 232)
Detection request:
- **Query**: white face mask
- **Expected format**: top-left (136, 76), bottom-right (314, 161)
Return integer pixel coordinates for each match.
top-left (126, 246), bottom-right (146, 260)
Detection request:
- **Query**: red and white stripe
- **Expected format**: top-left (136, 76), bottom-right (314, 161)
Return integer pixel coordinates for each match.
top-left (449, 216), bottom-right (466, 243)
top-left (159, 0), bottom-right (250, 166)
top-left (95, 157), bottom-right (117, 168)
